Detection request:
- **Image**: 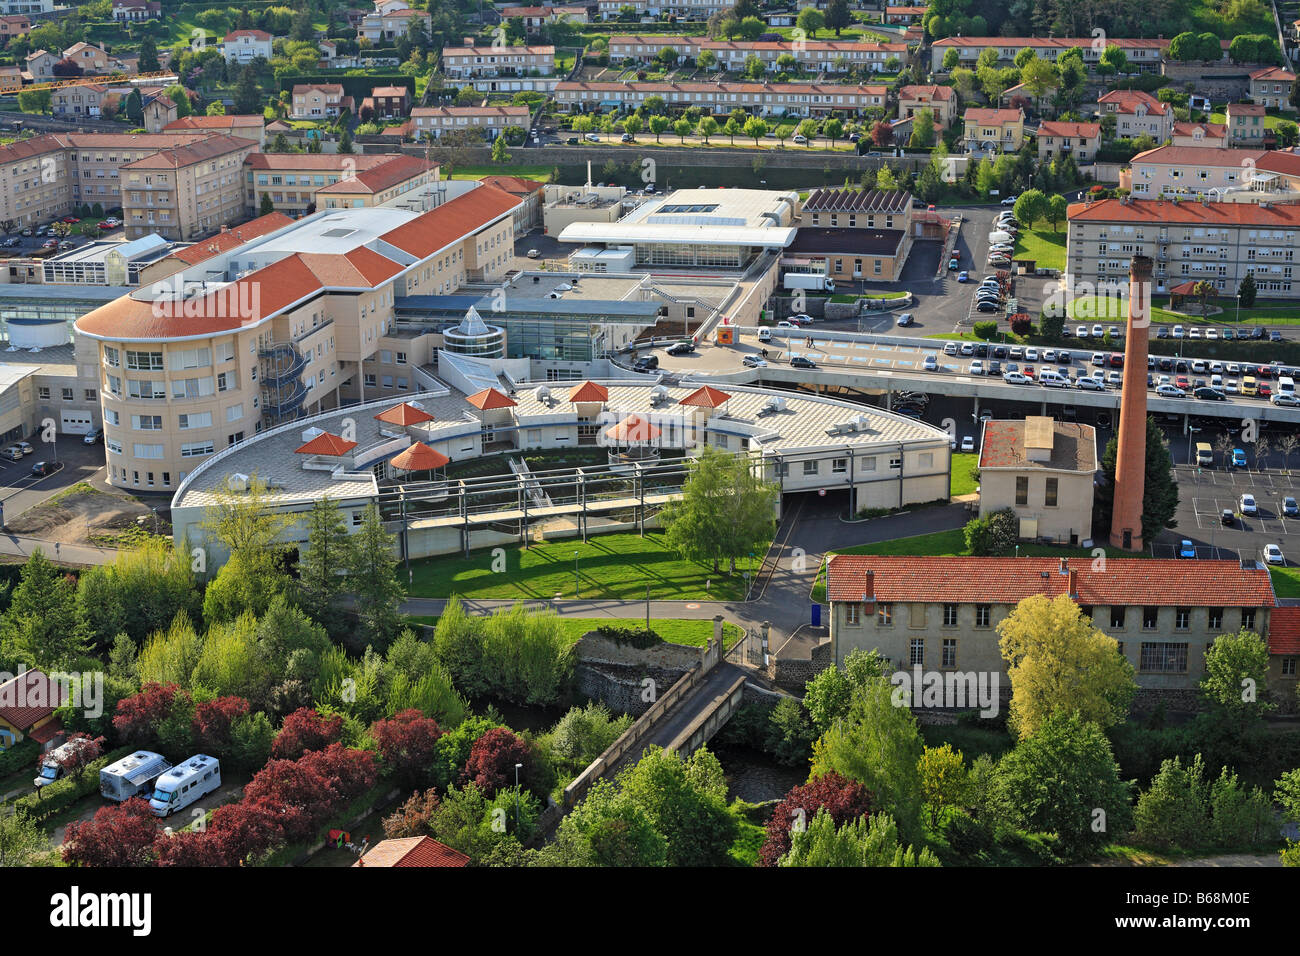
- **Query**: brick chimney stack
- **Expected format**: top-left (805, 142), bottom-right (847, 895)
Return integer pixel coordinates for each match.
top-left (1109, 255), bottom-right (1153, 551)
top-left (863, 570), bottom-right (875, 601)
top-left (1068, 568), bottom-right (1078, 598)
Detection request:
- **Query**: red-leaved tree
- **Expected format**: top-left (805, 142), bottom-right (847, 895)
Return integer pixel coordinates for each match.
top-left (370, 709), bottom-right (443, 788)
top-left (461, 727), bottom-right (534, 797)
top-left (758, 772), bottom-right (876, 866)
top-left (193, 696), bottom-right (251, 753)
top-left (271, 707), bottom-right (344, 760)
top-left (297, 743), bottom-right (378, 805)
top-left (382, 789), bottom-right (440, 839)
top-left (62, 797), bottom-right (159, 867)
top-left (113, 683), bottom-right (191, 747)
top-left (48, 733), bottom-right (106, 781)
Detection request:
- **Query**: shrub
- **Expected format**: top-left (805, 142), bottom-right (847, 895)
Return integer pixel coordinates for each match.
top-left (593, 624), bottom-right (663, 648)
top-left (758, 771), bottom-right (875, 866)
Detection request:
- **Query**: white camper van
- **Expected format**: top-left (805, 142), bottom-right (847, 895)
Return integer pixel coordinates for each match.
top-left (100, 750), bottom-right (172, 802)
top-left (149, 754), bottom-right (220, 817)
top-left (34, 736), bottom-right (98, 788)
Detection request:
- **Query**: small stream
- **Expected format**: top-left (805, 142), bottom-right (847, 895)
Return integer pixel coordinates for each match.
top-left (714, 746), bottom-right (805, 804)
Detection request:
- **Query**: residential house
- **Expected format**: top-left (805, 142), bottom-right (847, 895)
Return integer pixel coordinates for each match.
top-left (62, 42), bottom-right (111, 74)
top-left (1226, 102), bottom-right (1270, 146)
top-left (884, 5), bottom-right (928, 25)
top-left (163, 114), bottom-right (267, 149)
top-left (141, 93), bottom-right (178, 133)
top-left (1171, 121), bottom-right (1228, 149)
top-left (0, 13), bottom-right (29, 38)
top-left (931, 36), bottom-right (1170, 74)
top-left (25, 49), bottom-right (58, 81)
top-left (367, 85), bottom-right (410, 119)
top-left (0, 65), bottom-right (20, 93)
top-left (0, 669), bottom-right (67, 752)
top-left (596, 0), bottom-right (731, 19)
top-left (315, 155), bottom-right (436, 209)
top-left (51, 83), bottom-right (107, 118)
top-left (1097, 89), bottom-right (1174, 141)
top-left (223, 29), bottom-right (274, 65)
top-left (962, 107), bottom-right (1024, 154)
top-left (792, 188), bottom-right (915, 281)
top-left (897, 84), bottom-right (957, 129)
top-left (1265, 606), bottom-right (1300, 711)
top-left (410, 104), bottom-right (529, 140)
top-left (354, 836), bottom-right (470, 867)
top-left (1036, 120), bottom-right (1101, 163)
top-left (1249, 66), bottom-right (1295, 111)
top-left (111, 0), bottom-right (161, 19)
top-left (291, 83), bottom-right (355, 120)
top-left (824, 555), bottom-right (1278, 702)
top-left (356, 0), bottom-right (432, 44)
top-left (977, 417), bottom-right (1097, 544)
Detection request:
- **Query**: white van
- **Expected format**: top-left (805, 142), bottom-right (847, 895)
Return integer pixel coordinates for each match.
top-left (1279, 376), bottom-right (1295, 397)
top-left (101, 750), bottom-right (172, 802)
top-left (1038, 369), bottom-right (1068, 388)
top-left (34, 736), bottom-right (99, 788)
top-left (757, 327), bottom-right (772, 343)
top-left (149, 754), bottom-right (220, 817)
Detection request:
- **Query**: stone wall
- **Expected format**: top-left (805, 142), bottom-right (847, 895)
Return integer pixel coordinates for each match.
top-left (1161, 63), bottom-right (1253, 100)
top-left (573, 632), bottom-right (705, 716)
top-left (768, 637), bottom-right (832, 691)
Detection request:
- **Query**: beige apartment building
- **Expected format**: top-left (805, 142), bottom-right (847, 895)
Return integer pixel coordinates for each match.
top-left (1249, 66), bottom-right (1296, 111)
top-left (441, 40), bottom-right (556, 78)
top-left (605, 35), bottom-right (909, 73)
top-left (931, 36), bottom-right (1170, 74)
top-left (164, 114), bottom-right (267, 149)
top-left (291, 84), bottom-right (355, 121)
top-left (315, 155), bottom-right (436, 210)
top-left (1066, 196), bottom-right (1300, 298)
top-left (1098, 90), bottom-right (1174, 141)
top-left (1170, 121), bottom-right (1228, 149)
top-left (1123, 146), bottom-right (1300, 201)
top-left (897, 85), bottom-right (957, 129)
top-left (977, 417), bottom-right (1097, 546)
top-left (410, 104), bottom-right (529, 140)
top-left (74, 183), bottom-right (521, 492)
top-left (825, 555), bottom-right (1278, 700)
top-left (553, 81), bottom-right (888, 117)
top-left (1036, 121), bottom-right (1100, 164)
top-left (245, 153), bottom-right (408, 216)
top-left (962, 107), bottom-right (1024, 154)
top-left (121, 135), bottom-right (258, 241)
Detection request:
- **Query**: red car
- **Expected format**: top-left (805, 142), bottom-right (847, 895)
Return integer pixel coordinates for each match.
top-left (1257, 365), bottom-right (1273, 378)
top-left (1108, 353), bottom-right (1124, 368)
top-left (1175, 376), bottom-right (1190, 389)
top-left (1023, 365), bottom-right (1035, 379)
top-left (61, 216), bottom-right (80, 224)
top-left (1259, 383), bottom-right (1273, 397)
top-left (97, 221), bottom-right (115, 230)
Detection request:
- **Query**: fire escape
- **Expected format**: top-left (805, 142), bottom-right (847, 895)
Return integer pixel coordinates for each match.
top-left (259, 342), bottom-right (308, 426)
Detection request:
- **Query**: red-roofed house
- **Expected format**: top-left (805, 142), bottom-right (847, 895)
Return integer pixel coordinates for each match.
top-left (977, 417), bottom-right (1098, 544)
top-left (292, 84), bottom-right (355, 120)
top-left (0, 670), bottom-right (67, 752)
top-left (353, 835), bottom-right (469, 866)
top-left (897, 85), bottom-right (957, 130)
top-left (1226, 102), bottom-right (1271, 145)
top-left (1268, 606), bottom-right (1300, 704)
top-left (1170, 122), bottom-right (1228, 149)
top-left (367, 85), bottom-right (411, 119)
top-left (223, 29), bottom-right (273, 65)
top-left (1249, 66), bottom-right (1296, 112)
top-left (1036, 121), bottom-right (1101, 163)
top-left (962, 107), bottom-right (1024, 154)
top-left (825, 554), bottom-right (1277, 700)
top-left (1098, 89), bottom-right (1174, 141)
top-left (112, 0), bottom-right (161, 20)
top-left (315, 155), bottom-right (436, 210)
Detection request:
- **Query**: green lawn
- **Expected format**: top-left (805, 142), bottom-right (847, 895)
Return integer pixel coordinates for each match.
top-left (407, 614), bottom-right (743, 647)
top-left (1210, 110), bottom-right (1293, 131)
top-left (1270, 566), bottom-right (1300, 598)
top-left (1012, 227), bottom-right (1066, 271)
top-left (408, 532), bottom-right (763, 601)
top-left (1066, 294), bottom-right (1300, 327)
top-left (446, 164), bottom-right (555, 182)
top-left (951, 452), bottom-right (979, 497)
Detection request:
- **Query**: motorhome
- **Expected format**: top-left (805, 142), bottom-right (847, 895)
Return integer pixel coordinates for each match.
top-left (149, 754), bottom-right (221, 817)
top-left (100, 750), bottom-right (172, 803)
top-left (34, 736), bottom-right (98, 788)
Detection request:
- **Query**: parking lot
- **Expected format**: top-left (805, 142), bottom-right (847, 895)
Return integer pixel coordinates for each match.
top-left (1152, 461), bottom-right (1300, 564)
top-left (0, 436), bottom-right (108, 526)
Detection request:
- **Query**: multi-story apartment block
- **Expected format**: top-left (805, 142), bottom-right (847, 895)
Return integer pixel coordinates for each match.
top-left (245, 154), bottom-right (396, 217)
top-left (3, 0), bottom-right (53, 12)
top-left (1036, 121), bottom-right (1101, 163)
top-left (1249, 66), bottom-right (1295, 111)
top-left (793, 188), bottom-right (915, 281)
top-left (1098, 89), bottom-right (1175, 141)
top-left (120, 135), bottom-right (259, 241)
top-left (553, 80), bottom-right (887, 116)
top-left (825, 555), bottom-right (1278, 700)
top-left (606, 35), bottom-right (909, 73)
top-left (291, 83), bottom-right (355, 120)
top-left (1066, 196), bottom-right (1300, 297)
top-left (135, 210), bottom-right (295, 286)
top-left (164, 114), bottom-right (267, 149)
top-left (1123, 146), bottom-right (1300, 200)
top-left (931, 36), bottom-right (1170, 73)
top-left (441, 39), bottom-right (556, 78)
top-left (74, 183), bottom-right (521, 492)
top-left (897, 84), bottom-right (957, 129)
top-left (596, 0), bottom-right (730, 20)
top-left (357, 0), bottom-right (432, 43)
top-left (962, 107), bottom-right (1024, 154)
top-left (410, 104), bottom-right (530, 140)
top-left (315, 155), bottom-right (434, 210)
top-left (223, 29), bottom-right (274, 65)
top-left (1226, 102), bottom-right (1270, 145)
top-left (0, 14), bottom-right (29, 38)
top-left (1170, 121), bottom-right (1228, 149)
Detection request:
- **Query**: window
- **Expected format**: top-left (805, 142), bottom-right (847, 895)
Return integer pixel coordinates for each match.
top-left (877, 603), bottom-right (893, 625)
top-left (832, 458), bottom-right (847, 474)
top-left (216, 370), bottom-right (237, 392)
top-left (1175, 607), bottom-right (1190, 630)
top-left (226, 404), bottom-right (243, 423)
top-left (178, 412), bottom-right (212, 429)
top-left (1283, 657), bottom-right (1297, 677)
top-left (943, 604), bottom-right (958, 627)
top-left (1044, 477), bottom-right (1058, 507)
top-left (131, 415), bottom-right (162, 430)
top-left (942, 638), bottom-right (957, 668)
top-left (1207, 607), bottom-right (1223, 630)
top-left (1110, 606), bottom-right (1125, 629)
top-left (975, 604), bottom-right (991, 628)
top-left (128, 379), bottom-right (166, 400)
top-left (61, 387), bottom-right (73, 402)
top-left (172, 377), bottom-right (214, 399)
top-left (132, 443), bottom-right (163, 459)
top-left (919, 452), bottom-right (933, 468)
top-left (1015, 475), bottom-right (1029, 506)
top-left (802, 459), bottom-right (818, 476)
top-left (845, 603), bottom-right (861, 626)
top-left (364, 373), bottom-right (377, 388)
top-left (181, 441), bottom-right (214, 457)
top-left (37, 386), bottom-right (49, 400)
top-left (1142, 606), bottom-right (1159, 629)
top-left (126, 350), bottom-right (163, 371)
top-left (1242, 609), bottom-right (1255, 630)
top-left (909, 638), bottom-right (924, 666)
top-left (84, 389), bottom-right (96, 402)
top-left (1140, 642), bottom-right (1188, 673)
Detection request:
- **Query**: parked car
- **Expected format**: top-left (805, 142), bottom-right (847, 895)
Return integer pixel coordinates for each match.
top-left (1002, 371), bottom-right (1029, 385)
top-left (976, 301), bottom-right (1000, 312)
top-left (960, 436), bottom-right (975, 452)
top-left (666, 341), bottom-right (695, 356)
top-left (896, 312), bottom-right (915, 326)
top-left (1221, 509), bottom-right (1235, 526)
top-left (1285, 497), bottom-right (1299, 518)
top-left (83, 427), bottom-right (103, 445)
top-left (1240, 493), bottom-right (1258, 515)
top-left (30, 461), bottom-right (53, 477)
top-left (923, 354), bottom-right (939, 371)
top-left (1178, 539), bottom-right (1196, 559)
top-left (1156, 384), bottom-right (1186, 398)
top-left (1265, 544), bottom-right (1285, 565)
top-left (956, 271), bottom-right (970, 283)
top-left (1232, 447), bottom-right (1248, 467)
top-left (790, 356), bottom-right (817, 369)
top-left (526, 248), bottom-right (541, 259)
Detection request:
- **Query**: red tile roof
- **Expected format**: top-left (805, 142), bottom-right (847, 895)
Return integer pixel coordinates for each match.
top-left (379, 184), bottom-right (519, 259)
top-left (568, 381), bottom-right (609, 403)
top-left (1171, 121), bottom-right (1227, 140)
top-left (1228, 102), bottom-right (1266, 115)
top-left (354, 836), bottom-right (469, 866)
top-left (964, 107), bottom-right (1023, 125)
top-left (296, 432), bottom-right (358, 456)
top-left (679, 385), bottom-right (731, 408)
top-left (466, 387), bottom-right (517, 410)
top-left (390, 441), bottom-right (449, 471)
top-left (934, 36), bottom-right (1170, 50)
top-left (166, 212), bottom-right (294, 266)
top-left (225, 29), bottom-right (271, 40)
top-left (826, 555), bottom-right (1276, 607)
top-left (1270, 606), bottom-right (1300, 655)
top-left (375, 402), bottom-right (435, 425)
top-left (1067, 197), bottom-right (1300, 228)
top-left (28, 717), bottom-right (63, 744)
top-left (121, 134), bottom-right (256, 170)
top-left (1251, 66), bottom-right (1296, 82)
top-left (317, 155), bottom-right (433, 195)
top-left (899, 84), bottom-right (956, 102)
top-left (480, 174), bottom-right (545, 196)
top-left (1037, 121), bottom-right (1100, 139)
top-left (0, 670), bottom-right (66, 731)
top-left (1098, 89), bottom-right (1172, 116)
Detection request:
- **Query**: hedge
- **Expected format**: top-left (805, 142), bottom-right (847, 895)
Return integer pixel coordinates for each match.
top-left (0, 739), bottom-right (40, 779)
top-left (12, 745), bottom-right (135, 825)
top-left (593, 624), bottom-right (664, 649)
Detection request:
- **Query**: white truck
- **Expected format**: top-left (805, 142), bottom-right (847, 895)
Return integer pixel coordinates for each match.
top-left (783, 272), bottom-right (835, 292)
top-left (100, 750), bottom-right (172, 802)
top-left (149, 754), bottom-right (221, 817)
top-left (34, 736), bottom-right (99, 788)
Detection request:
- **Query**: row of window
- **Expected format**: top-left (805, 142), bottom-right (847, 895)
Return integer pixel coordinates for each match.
top-left (37, 387), bottom-right (95, 403)
top-left (845, 602), bottom-right (1256, 633)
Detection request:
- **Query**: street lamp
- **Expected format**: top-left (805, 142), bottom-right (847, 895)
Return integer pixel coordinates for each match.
top-left (514, 763), bottom-right (522, 832)
top-left (1235, 293), bottom-right (1241, 326)
top-left (573, 550), bottom-right (579, 598)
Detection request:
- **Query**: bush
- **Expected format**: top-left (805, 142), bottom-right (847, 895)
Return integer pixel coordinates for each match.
top-left (13, 746), bottom-right (134, 824)
top-left (973, 321), bottom-right (998, 341)
top-left (0, 738), bottom-right (40, 778)
top-left (592, 624), bottom-right (664, 648)
top-left (1009, 314), bottom-right (1034, 336)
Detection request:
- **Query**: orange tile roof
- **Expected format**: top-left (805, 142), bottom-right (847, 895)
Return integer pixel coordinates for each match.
top-left (390, 441), bottom-right (450, 471)
top-left (1269, 606), bottom-right (1300, 655)
top-left (121, 134), bottom-right (256, 170)
top-left (568, 380), bottom-right (608, 403)
top-left (1037, 121), bottom-right (1100, 139)
top-left (605, 414), bottom-right (661, 442)
top-left (354, 836), bottom-right (469, 866)
top-left (379, 184), bottom-right (519, 259)
top-left (899, 84), bottom-right (956, 102)
top-left (554, 80), bottom-right (887, 97)
top-left (1228, 102), bottom-right (1266, 115)
top-left (466, 387), bottom-right (517, 410)
top-left (964, 107), bottom-right (1023, 125)
top-left (245, 153), bottom-right (391, 171)
top-left (375, 402), bottom-right (435, 425)
top-left (167, 212), bottom-right (294, 265)
top-left (27, 717), bottom-right (64, 745)
top-left (826, 555), bottom-right (1276, 607)
top-left (295, 432), bottom-right (358, 456)
top-left (317, 155), bottom-right (433, 195)
top-left (1171, 121), bottom-right (1227, 139)
top-left (480, 174), bottom-right (545, 196)
top-left (1098, 89), bottom-right (1172, 116)
top-left (1251, 66), bottom-right (1296, 81)
top-left (1067, 197), bottom-right (1300, 228)
top-left (163, 114), bottom-right (264, 132)
top-left (0, 670), bottom-right (66, 730)
top-left (679, 385), bottom-right (731, 408)
top-left (934, 36), bottom-right (1170, 50)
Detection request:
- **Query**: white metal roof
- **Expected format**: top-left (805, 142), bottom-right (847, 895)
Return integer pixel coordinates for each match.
top-left (556, 221), bottom-right (797, 247)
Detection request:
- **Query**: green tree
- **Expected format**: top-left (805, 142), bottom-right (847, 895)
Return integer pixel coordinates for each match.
top-left (295, 496), bottom-right (355, 634)
top-left (338, 128), bottom-right (354, 154)
top-left (697, 115), bottom-right (718, 144)
top-left (876, 165), bottom-right (899, 190)
top-left (648, 114), bottom-right (670, 143)
top-left (232, 65), bottom-right (261, 115)
top-left (0, 808), bottom-right (47, 866)
top-left (1099, 45), bottom-right (1128, 75)
top-left (139, 35), bottom-right (160, 73)
top-left (1238, 272), bottom-right (1257, 308)
top-left (1199, 629), bottom-right (1273, 725)
top-left (824, 118), bottom-right (844, 147)
top-left (993, 711), bottom-right (1132, 859)
top-left (202, 549), bottom-right (288, 624)
top-left (125, 88), bottom-right (144, 124)
top-left (0, 550), bottom-right (90, 670)
top-left (662, 444), bottom-right (779, 574)
top-left (723, 116), bottom-right (741, 145)
top-left (908, 109), bottom-right (935, 148)
top-left (780, 809), bottom-right (939, 866)
top-left (997, 594), bottom-right (1137, 740)
top-left (1021, 55), bottom-right (1058, 100)
top-left (796, 7), bottom-right (825, 38)
top-left (803, 648), bottom-right (886, 734)
top-left (259, 192), bottom-right (275, 216)
top-left (539, 777), bottom-right (666, 866)
top-left (622, 114), bottom-right (643, 139)
top-left (1044, 193), bottom-right (1068, 232)
top-left (824, 0), bottom-right (851, 36)
top-left (1013, 188), bottom-right (1046, 228)
top-left (942, 48), bottom-right (960, 71)
top-left (347, 504), bottom-right (407, 651)
top-left (615, 747), bottom-right (736, 867)
top-left (918, 743), bottom-right (972, 827)
top-left (491, 136), bottom-right (510, 162)
top-left (673, 117), bottom-right (693, 143)
top-left (1096, 415), bottom-right (1180, 544)
top-left (742, 53), bottom-right (765, 80)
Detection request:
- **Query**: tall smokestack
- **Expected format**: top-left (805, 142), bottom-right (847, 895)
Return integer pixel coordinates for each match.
top-left (1109, 255), bottom-right (1153, 552)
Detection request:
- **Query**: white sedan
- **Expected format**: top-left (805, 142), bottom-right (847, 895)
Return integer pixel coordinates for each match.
top-left (789, 313), bottom-right (815, 325)
top-left (960, 436), bottom-right (975, 452)
top-left (1002, 372), bottom-right (1030, 385)
top-left (1240, 494), bottom-right (1258, 515)
top-left (1265, 544), bottom-right (1285, 565)
top-left (1076, 377), bottom-right (1106, 391)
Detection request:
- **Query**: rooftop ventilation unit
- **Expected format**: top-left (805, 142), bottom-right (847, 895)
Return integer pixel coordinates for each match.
top-left (534, 385), bottom-right (552, 404)
top-left (301, 426), bottom-right (326, 443)
top-left (650, 385), bottom-right (670, 405)
top-left (227, 473), bottom-right (249, 492)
